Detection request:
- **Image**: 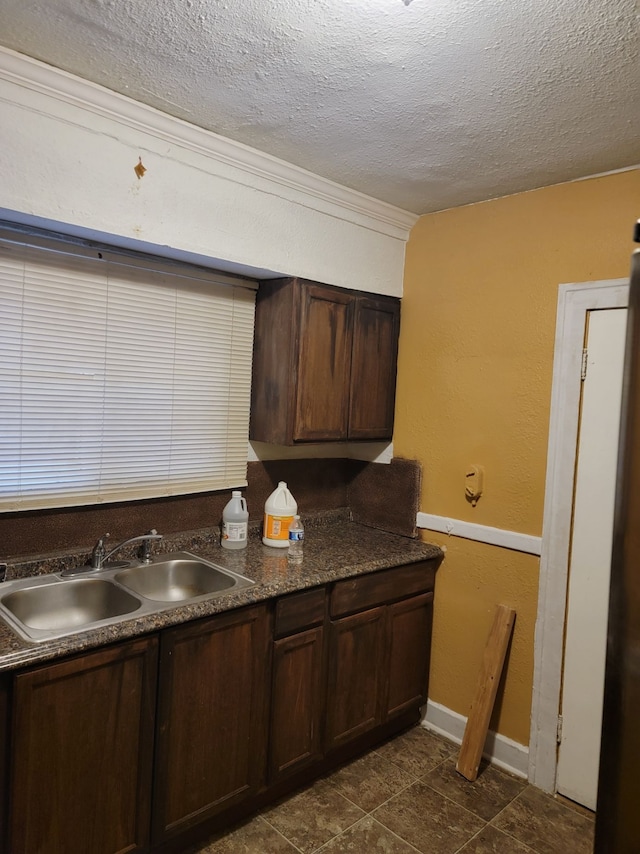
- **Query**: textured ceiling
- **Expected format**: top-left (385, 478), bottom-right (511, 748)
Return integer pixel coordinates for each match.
top-left (0, 0), bottom-right (638, 214)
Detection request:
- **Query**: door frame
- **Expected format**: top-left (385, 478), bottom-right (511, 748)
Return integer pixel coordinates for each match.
top-left (528, 278), bottom-right (628, 793)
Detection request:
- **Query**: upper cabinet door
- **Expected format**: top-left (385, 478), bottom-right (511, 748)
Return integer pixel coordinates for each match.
top-left (294, 284), bottom-right (354, 442)
top-left (348, 295), bottom-right (400, 440)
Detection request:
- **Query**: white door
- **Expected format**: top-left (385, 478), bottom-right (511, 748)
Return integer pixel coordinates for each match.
top-left (556, 307), bottom-right (627, 810)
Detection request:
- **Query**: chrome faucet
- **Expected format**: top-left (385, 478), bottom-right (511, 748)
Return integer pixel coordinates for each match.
top-left (90, 535), bottom-right (108, 569)
top-left (92, 530), bottom-right (163, 570)
top-left (61, 530), bottom-right (163, 578)
top-left (135, 531), bottom-right (162, 565)
top-left (91, 528), bottom-right (162, 569)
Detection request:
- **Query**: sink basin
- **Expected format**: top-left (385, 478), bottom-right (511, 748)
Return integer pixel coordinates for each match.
top-left (115, 554), bottom-right (253, 602)
top-left (0, 551), bottom-right (254, 643)
top-left (0, 578), bottom-right (141, 642)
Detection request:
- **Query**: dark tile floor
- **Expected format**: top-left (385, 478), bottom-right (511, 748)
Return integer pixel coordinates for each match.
top-left (187, 726), bottom-right (595, 854)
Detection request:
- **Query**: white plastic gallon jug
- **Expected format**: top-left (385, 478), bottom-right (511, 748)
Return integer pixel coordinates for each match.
top-left (221, 490), bottom-right (249, 550)
top-left (263, 481), bottom-right (297, 548)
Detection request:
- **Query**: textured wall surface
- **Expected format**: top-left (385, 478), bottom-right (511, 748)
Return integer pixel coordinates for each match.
top-left (0, 0), bottom-right (638, 213)
top-left (394, 169), bottom-right (640, 743)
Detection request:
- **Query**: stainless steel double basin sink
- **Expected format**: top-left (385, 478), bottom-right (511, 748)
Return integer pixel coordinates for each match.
top-left (0, 553), bottom-right (254, 643)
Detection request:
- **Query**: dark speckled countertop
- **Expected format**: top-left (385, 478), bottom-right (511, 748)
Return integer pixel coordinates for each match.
top-left (0, 512), bottom-right (443, 673)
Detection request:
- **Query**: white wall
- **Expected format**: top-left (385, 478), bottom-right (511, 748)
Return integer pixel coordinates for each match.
top-left (0, 48), bottom-right (416, 295)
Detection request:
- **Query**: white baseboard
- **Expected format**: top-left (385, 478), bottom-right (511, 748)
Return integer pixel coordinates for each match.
top-left (421, 699), bottom-right (529, 779)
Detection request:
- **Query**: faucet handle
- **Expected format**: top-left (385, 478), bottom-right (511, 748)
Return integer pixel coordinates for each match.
top-left (95, 533), bottom-right (111, 550)
top-left (91, 533), bottom-right (110, 569)
top-left (138, 530), bottom-right (162, 564)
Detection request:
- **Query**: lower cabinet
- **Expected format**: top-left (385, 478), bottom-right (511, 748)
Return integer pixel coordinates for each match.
top-left (0, 677), bottom-right (9, 851)
top-left (270, 626), bottom-right (325, 781)
top-left (8, 636), bottom-right (158, 854)
top-left (269, 587), bottom-right (326, 783)
top-left (152, 603), bottom-right (270, 843)
top-left (0, 558), bottom-right (438, 853)
top-left (384, 592), bottom-right (434, 719)
top-left (325, 606), bottom-right (387, 750)
top-left (325, 563), bottom-right (435, 752)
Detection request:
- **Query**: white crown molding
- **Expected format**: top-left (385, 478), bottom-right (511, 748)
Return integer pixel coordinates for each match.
top-left (0, 47), bottom-right (418, 240)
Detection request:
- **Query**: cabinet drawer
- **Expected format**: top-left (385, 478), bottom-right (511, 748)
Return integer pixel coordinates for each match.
top-left (275, 587), bottom-right (326, 638)
top-left (330, 561), bottom-right (435, 618)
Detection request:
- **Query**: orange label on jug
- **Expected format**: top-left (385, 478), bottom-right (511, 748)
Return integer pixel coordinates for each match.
top-left (264, 513), bottom-right (294, 540)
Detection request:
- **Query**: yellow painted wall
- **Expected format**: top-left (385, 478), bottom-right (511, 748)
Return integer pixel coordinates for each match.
top-left (394, 169), bottom-right (640, 745)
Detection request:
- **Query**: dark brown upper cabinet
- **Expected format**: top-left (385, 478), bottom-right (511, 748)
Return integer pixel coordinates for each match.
top-left (250, 278), bottom-right (400, 444)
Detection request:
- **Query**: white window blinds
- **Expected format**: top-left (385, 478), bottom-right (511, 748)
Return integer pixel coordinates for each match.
top-left (0, 233), bottom-right (257, 511)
